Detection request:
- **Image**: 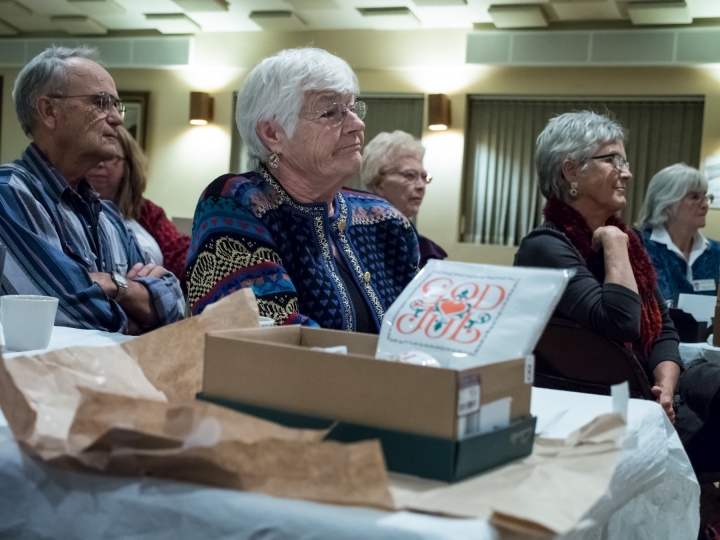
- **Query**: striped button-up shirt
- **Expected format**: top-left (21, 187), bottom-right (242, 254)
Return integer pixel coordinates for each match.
top-left (0, 144), bottom-right (184, 333)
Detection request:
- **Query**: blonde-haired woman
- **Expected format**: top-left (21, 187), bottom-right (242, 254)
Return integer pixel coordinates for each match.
top-left (361, 130), bottom-right (446, 268)
top-left (86, 126), bottom-right (190, 290)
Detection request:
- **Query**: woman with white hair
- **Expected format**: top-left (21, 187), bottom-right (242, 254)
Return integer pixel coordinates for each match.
top-left (514, 111), bottom-right (720, 475)
top-left (361, 130), bottom-right (447, 268)
top-left (637, 163), bottom-right (719, 304)
top-left (185, 48), bottom-right (419, 332)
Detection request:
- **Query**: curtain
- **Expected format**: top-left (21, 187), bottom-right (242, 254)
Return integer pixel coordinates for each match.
top-left (461, 97), bottom-right (705, 246)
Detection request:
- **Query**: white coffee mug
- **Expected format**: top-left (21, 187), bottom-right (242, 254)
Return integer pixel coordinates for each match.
top-left (259, 316), bottom-right (274, 328)
top-left (1, 295), bottom-right (59, 352)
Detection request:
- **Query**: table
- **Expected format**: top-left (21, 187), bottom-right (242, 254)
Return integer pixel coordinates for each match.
top-left (0, 323), bottom-right (133, 358)
top-left (0, 327), bottom-right (701, 540)
top-left (680, 338), bottom-right (720, 365)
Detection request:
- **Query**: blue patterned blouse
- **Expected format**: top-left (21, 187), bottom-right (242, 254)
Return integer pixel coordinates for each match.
top-left (186, 168), bottom-right (420, 331)
top-left (641, 227), bottom-right (720, 304)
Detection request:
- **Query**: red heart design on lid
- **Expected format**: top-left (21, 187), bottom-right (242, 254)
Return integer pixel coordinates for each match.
top-left (439, 300), bottom-right (465, 316)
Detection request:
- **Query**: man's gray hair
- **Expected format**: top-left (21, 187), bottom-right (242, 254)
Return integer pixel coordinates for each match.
top-left (13, 45), bottom-right (99, 137)
top-left (361, 130), bottom-right (425, 191)
top-left (536, 110), bottom-right (627, 200)
top-left (636, 163), bottom-right (708, 228)
top-left (236, 47), bottom-right (359, 171)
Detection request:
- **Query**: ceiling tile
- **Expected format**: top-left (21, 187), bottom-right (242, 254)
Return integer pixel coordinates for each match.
top-left (249, 10), bottom-right (307, 30)
top-left (51, 14), bottom-right (108, 33)
top-left (628, 1), bottom-right (692, 25)
top-left (171, 0), bottom-right (229, 12)
top-left (67, 0), bottom-right (125, 15)
top-left (552, 2), bottom-right (623, 20)
top-left (0, 18), bottom-right (19, 33)
top-left (145, 12), bottom-right (201, 32)
top-left (282, 0), bottom-right (339, 8)
top-left (488, 4), bottom-right (548, 28)
top-left (0, 0), bottom-right (31, 17)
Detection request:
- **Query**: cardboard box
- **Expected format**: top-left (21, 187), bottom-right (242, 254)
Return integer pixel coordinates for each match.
top-left (201, 326), bottom-right (536, 482)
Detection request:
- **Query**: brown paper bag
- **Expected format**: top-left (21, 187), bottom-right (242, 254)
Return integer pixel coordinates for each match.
top-left (390, 413), bottom-right (626, 535)
top-left (0, 290), bottom-right (394, 510)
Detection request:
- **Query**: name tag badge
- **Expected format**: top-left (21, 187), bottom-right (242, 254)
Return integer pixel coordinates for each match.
top-left (692, 279), bottom-right (716, 292)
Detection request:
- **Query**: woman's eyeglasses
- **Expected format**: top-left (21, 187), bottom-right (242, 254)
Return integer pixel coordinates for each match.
top-left (589, 153), bottom-right (630, 172)
top-left (48, 92), bottom-right (126, 117)
top-left (305, 101), bottom-right (367, 125)
top-left (384, 169), bottom-right (432, 184)
top-left (687, 191), bottom-right (714, 205)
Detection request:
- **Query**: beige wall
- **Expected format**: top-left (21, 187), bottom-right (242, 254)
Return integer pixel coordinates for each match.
top-left (4, 29), bottom-right (720, 265)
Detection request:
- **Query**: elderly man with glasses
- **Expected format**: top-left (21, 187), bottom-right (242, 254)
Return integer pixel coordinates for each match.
top-left (0, 46), bottom-right (183, 334)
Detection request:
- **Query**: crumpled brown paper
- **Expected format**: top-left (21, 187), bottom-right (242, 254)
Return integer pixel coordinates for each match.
top-left (0, 290), bottom-right (394, 510)
top-left (390, 413), bottom-right (626, 536)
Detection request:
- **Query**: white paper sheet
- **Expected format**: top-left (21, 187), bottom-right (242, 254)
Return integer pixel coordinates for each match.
top-left (677, 293), bottom-right (716, 323)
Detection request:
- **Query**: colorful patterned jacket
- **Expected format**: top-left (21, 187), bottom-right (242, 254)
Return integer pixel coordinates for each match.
top-left (186, 168), bottom-right (420, 331)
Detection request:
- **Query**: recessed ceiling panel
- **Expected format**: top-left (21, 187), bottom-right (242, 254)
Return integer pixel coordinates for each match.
top-left (356, 6), bottom-right (421, 29)
top-left (145, 12), bottom-right (201, 33)
top-left (51, 14), bottom-right (107, 34)
top-left (488, 4), bottom-right (548, 28)
top-left (67, 0), bottom-right (124, 15)
top-left (412, 0), bottom-right (466, 5)
top-left (552, 2), bottom-right (622, 20)
top-left (282, 0), bottom-right (339, 8)
top-left (628, 1), bottom-right (692, 25)
top-left (249, 10), bottom-right (306, 30)
top-left (171, 0), bottom-right (229, 12)
top-left (0, 0), bottom-right (31, 17)
top-left (0, 19), bottom-right (18, 33)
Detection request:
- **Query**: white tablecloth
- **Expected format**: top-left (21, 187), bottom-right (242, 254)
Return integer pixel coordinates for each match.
top-left (679, 339), bottom-right (720, 365)
top-left (0, 323), bottom-right (133, 358)
top-left (0, 327), bottom-right (700, 540)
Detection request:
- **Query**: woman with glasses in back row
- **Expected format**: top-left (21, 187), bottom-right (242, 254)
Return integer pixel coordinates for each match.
top-left (637, 164), bottom-right (720, 305)
top-left (361, 130), bottom-right (447, 268)
top-left (185, 48), bottom-right (419, 332)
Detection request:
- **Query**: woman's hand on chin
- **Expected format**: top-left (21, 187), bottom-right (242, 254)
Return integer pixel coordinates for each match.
top-left (591, 225), bottom-right (628, 253)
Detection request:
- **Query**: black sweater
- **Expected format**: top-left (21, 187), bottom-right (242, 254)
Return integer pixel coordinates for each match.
top-left (514, 223), bottom-right (682, 375)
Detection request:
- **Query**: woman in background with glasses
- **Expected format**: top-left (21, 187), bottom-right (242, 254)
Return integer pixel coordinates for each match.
top-left (86, 126), bottom-right (190, 291)
top-left (361, 130), bottom-right (447, 268)
top-left (637, 163), bottom-right (720, 304)
top-left (186, 48), bottom-right (419, 331)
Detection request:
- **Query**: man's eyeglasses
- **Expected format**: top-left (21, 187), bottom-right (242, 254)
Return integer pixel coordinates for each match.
top-left (305, 101), bottom-right (367, 125)
top-left (48, 92), bottom-right (126, 117)
top-left (589, 153), bottom-right (630, 172)
top-left (687, 191), bottom-right (714, 205)
top-left (385, 168), bottom-right (432, 184)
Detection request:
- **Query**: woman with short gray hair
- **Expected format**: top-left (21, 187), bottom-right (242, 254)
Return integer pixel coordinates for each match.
top-left (515, 111), bottom-right (720, 475)
top-left (637, 163), bottom-right (719, 303)
top-left (186, 48), bottom-right (419, 332)
top-left (361, 130), bottom-right (446, 268)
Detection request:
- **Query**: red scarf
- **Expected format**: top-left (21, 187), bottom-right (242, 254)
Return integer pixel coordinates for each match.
top-left (543, 198), bottom-right (663, 355)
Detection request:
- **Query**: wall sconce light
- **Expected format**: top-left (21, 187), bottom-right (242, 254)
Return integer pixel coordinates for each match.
top-left (189, 91), bottom-right (214, 125)
top-left (428, 93), bottom-right (451, 131)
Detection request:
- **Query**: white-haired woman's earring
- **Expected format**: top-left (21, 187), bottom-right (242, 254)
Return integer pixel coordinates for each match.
top-left (268, 153), bottom-right (279, 169)
top-left (569, 182), bottom-right (578, 199)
